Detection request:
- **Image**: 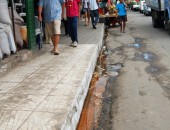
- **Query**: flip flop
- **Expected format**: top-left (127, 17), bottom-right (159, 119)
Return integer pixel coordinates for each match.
top-left (53, 51), bottom-right (59, 55)
top-left (51, 49), bottom-right (54, 53)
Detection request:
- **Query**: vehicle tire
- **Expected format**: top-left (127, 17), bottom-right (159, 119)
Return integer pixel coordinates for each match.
top-left (144, 12), bottom-right (146, 16)
top-left (159, 20), bottom-right (164, 28)
top-left (152, 11), bottom-right (159, 28)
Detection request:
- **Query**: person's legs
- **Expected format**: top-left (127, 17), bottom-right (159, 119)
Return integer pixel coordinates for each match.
top-left (63, 19), bottom-right (68, 35)
top-left (87, 10), bottom-right (90, 25)
top-left (85, 13), bottom-right (87, 25)
top-left (51, 34), bottom-right (60, 53)
top-left (72, 16), bottom-right (78, 47)
top-left (119, 16), bottom-right (123, 32)
top-left (123, 16), bottom-right (126, 32)
top-left (94, 9), bottom-right (99, 26)
top-left (68, 17), bottom-right (74, 42)
top-left (90, 10), bottom-right (96, 28)
top-left (52, 20), bottom-right (61, 54)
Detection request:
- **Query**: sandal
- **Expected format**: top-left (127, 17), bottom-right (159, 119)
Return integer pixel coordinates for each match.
top-left (51, 49), bottom-right (54, 53)
top-left (53, 51), bottom-right (59, 55)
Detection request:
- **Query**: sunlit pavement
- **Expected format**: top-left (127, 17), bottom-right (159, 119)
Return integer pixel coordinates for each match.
top-left (0, 22), bottom-right (104, 130)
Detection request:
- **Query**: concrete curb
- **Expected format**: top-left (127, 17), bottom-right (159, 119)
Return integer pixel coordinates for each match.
top-left (61, 24), bottom-right (105, 130)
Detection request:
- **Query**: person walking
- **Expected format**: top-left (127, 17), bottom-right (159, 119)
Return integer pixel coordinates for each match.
top-left (38, 0), bottom-right (64, 55)
top-left (87, 0), bottom-right (99, 29)
top-left (116, 0), bottom-right (127, 33)
top-left (82, 0), bottom-right (90, 26)
top-left (65, 0), bottom-right (80, 47)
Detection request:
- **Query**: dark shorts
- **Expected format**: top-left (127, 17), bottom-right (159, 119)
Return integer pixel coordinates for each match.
top-left (119, 16), bottom-right (127, 22)
top-left (83, 8), bottom-right (88, 12)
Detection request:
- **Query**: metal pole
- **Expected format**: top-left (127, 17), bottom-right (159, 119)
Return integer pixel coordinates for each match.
top-left (10, 0), bottom-right (16, 46)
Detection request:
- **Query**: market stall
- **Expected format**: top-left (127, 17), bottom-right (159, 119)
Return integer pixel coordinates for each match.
top-left (98, 1), bottom-right (119, 27)
top-left (0, 0), bottom-right (42, 60)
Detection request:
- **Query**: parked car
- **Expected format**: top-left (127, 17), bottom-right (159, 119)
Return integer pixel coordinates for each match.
top-left (132, 1), bottom-right (139, 11)
top-left (143, 2), bottom-right (151, 16)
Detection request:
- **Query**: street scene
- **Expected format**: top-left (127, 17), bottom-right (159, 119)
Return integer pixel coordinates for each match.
top-left (0, 0), bottom-right (170, 130)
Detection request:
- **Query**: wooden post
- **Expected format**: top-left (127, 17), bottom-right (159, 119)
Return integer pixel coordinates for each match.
top-left (9, 0), bottom-right (17, 46)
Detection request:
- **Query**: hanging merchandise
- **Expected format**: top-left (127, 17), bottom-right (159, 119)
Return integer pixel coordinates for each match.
top-left (0, 23), bottom-right (17, 54)
top-left (0, 29), bottom-right (11, 56)
top-left (8, 8), bottom-right (24, 24)
top-left (20, 26), bottom-right (28, 45)
top-left (0, 0), bottom-right (12, 25)
top-left (7, 28), bottom-right (17, 53)
top-left (15, 24), bottom-right (24, 47)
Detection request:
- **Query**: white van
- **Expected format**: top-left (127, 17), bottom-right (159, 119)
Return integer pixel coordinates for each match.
top-left (139, 0), bottom-right (145, 13)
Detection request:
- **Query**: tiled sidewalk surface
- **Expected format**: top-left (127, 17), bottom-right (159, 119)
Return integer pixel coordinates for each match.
top-left (0, 22), bottom-right (104, 130)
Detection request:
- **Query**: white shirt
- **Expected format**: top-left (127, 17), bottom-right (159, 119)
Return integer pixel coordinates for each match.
top-left (87, 0), bottom-right (98, 10)
top-left (83, 0), bottom-right (88, 8)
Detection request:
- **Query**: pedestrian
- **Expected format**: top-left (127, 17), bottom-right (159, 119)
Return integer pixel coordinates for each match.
top-left (38, 0), bottom-right (65, 55)
top-left (62, 3), bottom-right (69, 36)
top-left (82, 0), bottom-right (90, 26)
top-left (116, 0), bottom-right (127, 33)
top-left (65, 0), bottom-right (80, 47)
top-left (87, 0), bottom-right (99, 29)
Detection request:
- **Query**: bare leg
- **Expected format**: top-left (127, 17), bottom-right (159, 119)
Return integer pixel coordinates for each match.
top-left (87, 11), bottom-right (90, 25)
top-left (51, 34), bottom-right (60, 52)
top-left (85, 12), bottom-right (87, 25)
top-left (123, 22), bottom-right (126, 32)
top-left (120, 21), bottom-right (123, 32)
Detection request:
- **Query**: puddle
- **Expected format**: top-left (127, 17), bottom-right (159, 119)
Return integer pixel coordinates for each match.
top-left (133, 52), bottom-right (156, 62)
top-left (143, 52), bottom-right (155, 61)
top-left (127, 38), bottom-right (142, 49)
top-left (107, 63), bottom-right (123, 73)
top-left (128, 43), bottom-right (141, 48)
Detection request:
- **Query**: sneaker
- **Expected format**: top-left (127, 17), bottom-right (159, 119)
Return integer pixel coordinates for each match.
top-left (92, 23), bottom-right (97, 29)
top-left (72, 41), bottom-right (78, 47)
top-left (70, 42), bottom-right (74, 47)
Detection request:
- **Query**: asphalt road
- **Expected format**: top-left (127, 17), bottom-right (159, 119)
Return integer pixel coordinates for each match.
top-left (106, 9), bottom-right (170, 130)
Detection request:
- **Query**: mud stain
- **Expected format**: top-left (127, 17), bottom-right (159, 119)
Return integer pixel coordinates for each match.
top-left (139, 91), bottom-right (147, 96)
top-left (145, 64), bottom-right (168, 75)
top-left (109, 31), bottom-right (121, 37)
top-left (129, 27), bottom-right (136, 31)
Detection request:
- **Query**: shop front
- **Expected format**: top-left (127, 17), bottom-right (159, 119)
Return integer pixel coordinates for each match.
top-left (0, 0), bottom-right (42, 60)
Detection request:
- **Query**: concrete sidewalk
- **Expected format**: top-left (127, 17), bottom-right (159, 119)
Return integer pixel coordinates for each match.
top-left (0, 22), bottom-right (104, 130)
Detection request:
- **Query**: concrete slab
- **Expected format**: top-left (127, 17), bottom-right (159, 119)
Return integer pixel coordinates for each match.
top-left (0, 22), bottom-right (104, 130)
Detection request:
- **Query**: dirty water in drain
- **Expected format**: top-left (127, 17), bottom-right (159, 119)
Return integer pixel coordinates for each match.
top-left (77, 44), bottom-right (123, 129)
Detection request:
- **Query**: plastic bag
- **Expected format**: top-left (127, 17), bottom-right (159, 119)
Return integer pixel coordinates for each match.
top-left (8, 8), bottom-right (24, 24)
top-left (8, 29), bottom-right (17, 53)
top-left (0, 1), bottom-right (12, 25)
top-left (0, 29), bottom-right (11, 56)
top-left (0, 23), bottom-right (17, 53)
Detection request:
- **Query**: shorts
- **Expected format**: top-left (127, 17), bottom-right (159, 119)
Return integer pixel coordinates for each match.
top-left (45, 20), bottom-right (61, 36)
top-left (119, 16), bottom-right (127, 22)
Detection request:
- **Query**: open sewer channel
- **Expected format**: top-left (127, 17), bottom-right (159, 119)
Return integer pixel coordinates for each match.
top-left (77, 40), bottom-right (123, 130)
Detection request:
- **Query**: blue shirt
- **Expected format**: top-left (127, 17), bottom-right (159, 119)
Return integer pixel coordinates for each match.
top-left (38, 0), bottom-right (64, 22)
top-left (116, 3), bottom-right (126, 16)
